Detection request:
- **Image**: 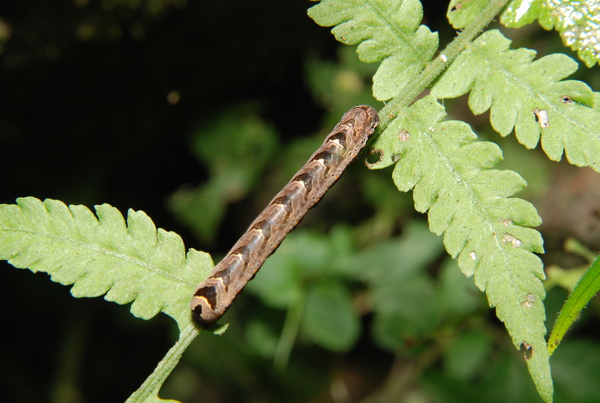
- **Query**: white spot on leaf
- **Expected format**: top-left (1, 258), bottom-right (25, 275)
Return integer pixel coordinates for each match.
top-left (398, 129), bottom-right (410, 142)
top-left (521, 293), bottom-right (535, 308)
top-left (533, 108), bottom-right (549, 128)
top-left (502, 233), bottom-right (522, 248)
top-left (515, 0), bottom-right (534, 21)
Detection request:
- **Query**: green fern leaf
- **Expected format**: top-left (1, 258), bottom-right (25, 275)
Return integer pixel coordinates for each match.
top-left (501, 0), bottom-right (600, 68)
top-left (447, 0), bottom-right (490, 28)
top-left (451, 0), bottom-right (600, 67)
top-left (500, 0), bottom-right (545, 27)
top-left (371, 95), bottom-right (552, 401)
top-left (432, 29), bottom-right (600, 172)
top-left (308, 0), bottom-right (438, 101)
top-left (548, 255), bottom-right (600, 355)
top-left (0, 197), bottom-right (212, 331)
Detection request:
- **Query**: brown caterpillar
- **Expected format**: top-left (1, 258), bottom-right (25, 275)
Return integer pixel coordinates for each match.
top-left (191, 105), bottom-right (380, 326)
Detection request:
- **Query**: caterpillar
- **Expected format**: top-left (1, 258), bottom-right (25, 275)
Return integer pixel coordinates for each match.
top-left (191, 105), bottom-right (380, 326)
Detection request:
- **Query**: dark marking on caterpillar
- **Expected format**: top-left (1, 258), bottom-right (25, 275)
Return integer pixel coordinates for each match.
top-left (191, 105), bottom-right (380, 327)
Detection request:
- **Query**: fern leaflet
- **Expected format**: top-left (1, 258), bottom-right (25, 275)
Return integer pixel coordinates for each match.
top-left (308, 0), bottom-right (438, 101)
top-left (450, 0), bottom-right (600, 68)
top-left (310, 0), bottom-right (553, 400)
top-left (0, 197), bottom-right (212, 331)
top-left (504, 0), bottom-right (600, 68)
top-left (432, 29), bottom-right (600, 172)
top-left (372, 95), bottom-right (551, 401)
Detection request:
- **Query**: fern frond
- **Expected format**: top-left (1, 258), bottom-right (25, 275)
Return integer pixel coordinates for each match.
top-left (308, 0), bottom-right (439, 101)
top-left (504, 0), bottom-right (600, 68)
top-left (450, 0), bottom-right (600, 68)
top-left (432, 29), bottom-right (600, 172)
top-left (0, 197), bottom-right (212, 331)
top-left (372, 95), bottom-right (552, 401)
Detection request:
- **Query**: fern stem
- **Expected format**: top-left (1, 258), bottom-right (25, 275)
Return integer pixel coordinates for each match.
top-left (126, 323), bottom-right (199, 402)
top-left (274, 287), bottom-right (306, 370)
top-left (379, 0), bottom-right (511, 129)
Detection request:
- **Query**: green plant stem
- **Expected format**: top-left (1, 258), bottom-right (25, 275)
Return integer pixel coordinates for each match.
top-left (126, 323), bottom-right (200, 402)
top-left (378, 0), bottom-right (511, 130)
top-left (274, 288), bottom-right (306, 370)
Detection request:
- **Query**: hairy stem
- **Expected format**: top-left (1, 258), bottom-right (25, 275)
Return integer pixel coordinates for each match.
top-left (126, 324), bottom-right (200, 402)
top-left (379, 0), bottom-right (511, 130)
